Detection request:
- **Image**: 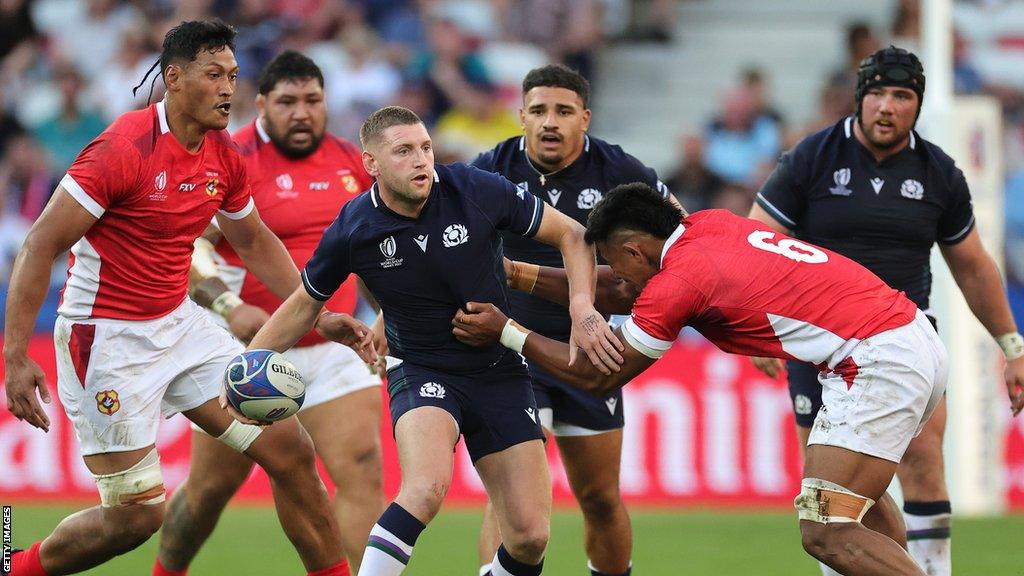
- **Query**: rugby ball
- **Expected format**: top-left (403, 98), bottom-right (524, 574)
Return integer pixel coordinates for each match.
top-left (224, 349), bottom-right (305, 421)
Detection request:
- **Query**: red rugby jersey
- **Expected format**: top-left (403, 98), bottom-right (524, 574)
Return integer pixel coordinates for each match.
top-left (60, 101), bottom-right (253, 320)
top-left (623, 210), bottom-right (918, 368)
top-left (217, 120), bottom-right (372, 347)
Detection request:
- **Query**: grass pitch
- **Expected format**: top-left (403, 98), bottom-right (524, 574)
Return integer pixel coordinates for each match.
top-left (5, 504), bottom-right (1022, 575)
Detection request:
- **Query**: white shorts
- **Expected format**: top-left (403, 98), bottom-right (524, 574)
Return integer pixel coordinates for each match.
top-left (283, 340), bottom-right (381, 410)
top-left (55, 299), bottom-right (242, 455)
top-left (808, 310), bottom-right (948, 463)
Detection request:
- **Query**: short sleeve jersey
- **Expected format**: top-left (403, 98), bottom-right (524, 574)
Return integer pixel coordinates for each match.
top-left (622, 210), bottom-right (918, 368)
top-left (302, 163), bottom-right (544, 373)
top-left (755, 116), bottom-right (975, 312)
top-left (472, 135), bottom-right (668, 340)
top-left (60, 101), bottom-right (253, 320)
top-left (218, 121), bottom-right (372, 347)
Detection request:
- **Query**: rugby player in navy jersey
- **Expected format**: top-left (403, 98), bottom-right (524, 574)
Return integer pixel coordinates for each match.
top-left (244, 105), bottom-right (621, 576)
top-left (748, 46), bottom-right (1024, 576)
top-left (471, 64), bottom-right (671, 576)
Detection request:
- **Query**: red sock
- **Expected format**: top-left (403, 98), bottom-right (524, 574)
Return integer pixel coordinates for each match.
top-left (10, 541), bottom-right (47, 576)
top-left (152, 557), bottom-right (188, 576)
top-left (307, 559), bottom-right (350, 576)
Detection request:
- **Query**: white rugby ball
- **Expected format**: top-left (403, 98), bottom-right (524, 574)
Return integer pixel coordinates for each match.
top-left (224, 349), bottom-right (305, 421)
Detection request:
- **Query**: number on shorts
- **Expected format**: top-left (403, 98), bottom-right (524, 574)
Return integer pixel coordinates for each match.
top-left (747, 230), bottom-right (828, 264)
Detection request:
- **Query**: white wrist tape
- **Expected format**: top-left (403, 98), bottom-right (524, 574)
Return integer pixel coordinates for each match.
top-left (499, 319), bottom-right (531, 353)
top-left (996, 332), bottom-right (1024, 361)
top-left (191, 237), bottom-right (220, 279)
top-left (211, 291), bottom-right (244, 319)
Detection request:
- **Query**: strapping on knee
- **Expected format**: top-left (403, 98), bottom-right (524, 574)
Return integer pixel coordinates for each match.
top-left (217, 419), bottom-right (263, 452)
top-left (794, 478), bottom-right (874, 524)
top-left (93, 448), bottom-right (165, 507)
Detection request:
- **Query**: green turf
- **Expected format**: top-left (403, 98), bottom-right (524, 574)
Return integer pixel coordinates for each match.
top-left (5, 504), bottom-right (1023, 574)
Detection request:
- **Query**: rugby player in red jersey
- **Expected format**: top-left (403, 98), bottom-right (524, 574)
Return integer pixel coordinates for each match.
top-left (4, 22), bottom-right (360, 576)
top-left (450, 183), bottom-right (1005, 576)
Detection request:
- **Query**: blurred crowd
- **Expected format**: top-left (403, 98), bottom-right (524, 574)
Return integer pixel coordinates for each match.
top-left (2, 0), bottom-right (1024, 321)
top-left (0, 0), bottom-right (679, 294)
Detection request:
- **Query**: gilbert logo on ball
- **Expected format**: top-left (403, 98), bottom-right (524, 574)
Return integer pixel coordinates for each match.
top-left (224, 349), bottom-right (305, 421)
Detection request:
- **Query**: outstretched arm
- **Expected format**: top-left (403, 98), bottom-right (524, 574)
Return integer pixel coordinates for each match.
top-left (506, 259), bottom-right (638, 315)
top-left (452, 302), bottom-right (657, 395)
top-left (529, 207), bottom-right (625, 370)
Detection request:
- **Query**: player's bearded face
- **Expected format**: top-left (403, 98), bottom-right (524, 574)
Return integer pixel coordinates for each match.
top-left (260, 78), bottom-right (327, 159)
top-left (373, 123), bottom-right (435, 204)
top-left (858, 86), bottom-right (917, 151)
top-left (181, 48), bottom-right (238, 131)
top-left (520, 87), bottom-right (592, 171)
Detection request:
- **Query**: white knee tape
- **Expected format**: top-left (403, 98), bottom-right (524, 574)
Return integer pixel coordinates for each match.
top-left (217, 419), bottom-right (263, 453)
top-left (93, 448), bottom-right (165, 507)
top-left (794, 478), bottom-right (874, 524)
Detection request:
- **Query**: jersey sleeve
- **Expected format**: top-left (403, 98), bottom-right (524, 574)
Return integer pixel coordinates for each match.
top-left (622, 271), bottom-right (704, 359)
top-left (218, 154), bottom-right (255, 220)
top-left (466, 165), bottom-right (544, 237)
top-left (754, 149), bottom-right (808, 230)
top-left (301, 210), bottom-right (353, 301)
top-left (62, 133), bottom-right (142, 218)
top-left (936, 168), bottom-right (975, 245)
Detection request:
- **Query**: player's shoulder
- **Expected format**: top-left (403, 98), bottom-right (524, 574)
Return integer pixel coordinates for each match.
top-left (587, 135), bottom-right (657, 178)
top-left (913, 132), bottom-right (963, 183)
top-left (95, 106), bottom-right (158, 155)
top-left (438, 161), bottom-right (506, 190)
top-left (323, 132), bottom-right (363, 158)
top-left (231, 122), bottom-right (259, 156)
top-left (331, 189), bottom-right (377, 233)
top-left (472, 136), bottom-right (521, 171)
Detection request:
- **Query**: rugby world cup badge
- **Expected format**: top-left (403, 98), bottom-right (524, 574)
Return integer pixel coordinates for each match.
top-left (379, 235), bottom-right (403, 268)
top-left (829, 168), bottom-right (852, 196)
top-left (96, 390), bottom-right (120, 415)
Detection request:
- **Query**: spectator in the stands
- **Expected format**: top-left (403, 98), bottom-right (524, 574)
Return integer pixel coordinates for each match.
top-left (664, 133), bottom-right (724, 213)
top-left (406, 15), bottom-right (493, 124)
top-left (32, 61), bottom-right (107, 175)
top-left (703, 86), bottom-right (780, 188)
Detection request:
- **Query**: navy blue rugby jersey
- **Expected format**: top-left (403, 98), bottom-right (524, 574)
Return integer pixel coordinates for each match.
top-left (755, 116), bottom-right (975, 312)
top-left (302, 163), bottom-right (544, 373)
top-left (473, 135), bottom-right (667, 340)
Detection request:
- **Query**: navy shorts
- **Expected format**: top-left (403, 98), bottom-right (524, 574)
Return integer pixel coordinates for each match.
top-left (386, 352), bottom-right (545, 462)
top-left (786, 360), bottom-right (823, 429)
top-left (531, 364), bottom-right (625, 435)
top-left (787, 314), bottom-right (939, 428)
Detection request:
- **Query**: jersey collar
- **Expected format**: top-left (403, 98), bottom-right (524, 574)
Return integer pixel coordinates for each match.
top-left (369, 171), bottom-right (440, 219)
top-left (520, 134), bottom-right (591, 183)
top-left (845, 115), bottom-right (917, 150)
top-left (255, 118), bottom-right (272, 143)
top-left (156, 100), bottom-right (170, 134)
top-left (659, 223), bottom-right (686, 269)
